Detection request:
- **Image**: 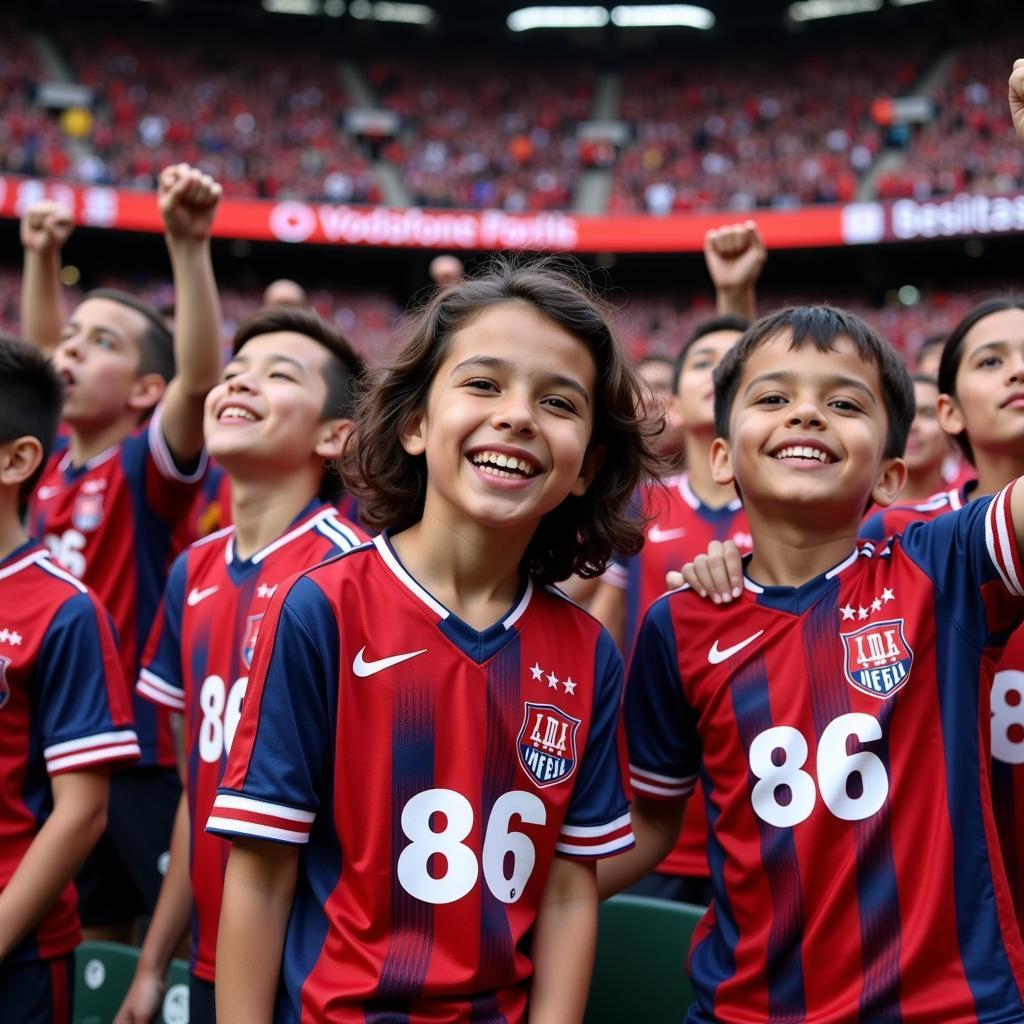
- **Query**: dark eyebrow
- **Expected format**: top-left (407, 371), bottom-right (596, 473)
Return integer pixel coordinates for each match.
top-left (450, 355), bottom-right (591, 407)
top-left (970, 340), bottom-right (1010, 358)
top-left (66, 321), bottom-right (126, 344)
top-left (745, 369), bottom-right (877, 404)
top-left (227, 352), bottom-right (308, 374)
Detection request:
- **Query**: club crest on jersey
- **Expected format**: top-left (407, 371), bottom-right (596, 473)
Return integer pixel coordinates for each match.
top-left (517, 702), bottom-right (581, 789)
top-left (0, 655), bottom-right (9, 710)
top-left (242, 613), bottom-right (264, 668)
top-left (840, 619), bottom-right (913, 699)
top-left (72, 491), bottom-right (104, 532)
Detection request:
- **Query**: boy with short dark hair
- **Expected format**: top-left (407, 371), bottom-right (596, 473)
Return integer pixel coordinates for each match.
top-left (0, 338), bottom-right (139, 1023)
top-left (602, 293), bottom-right (1024, 1020)
top-left (114, 306), bottom-right (367, 1024)
top-left (20, 164), bottom-right (223, 940)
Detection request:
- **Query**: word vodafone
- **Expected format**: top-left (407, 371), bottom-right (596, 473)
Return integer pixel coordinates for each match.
top-left (269, 201), bottom-right (580, 250)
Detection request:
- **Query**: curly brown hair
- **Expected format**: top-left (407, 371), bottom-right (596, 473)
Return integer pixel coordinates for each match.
top-left (339, 256), bottom-right (662, 584)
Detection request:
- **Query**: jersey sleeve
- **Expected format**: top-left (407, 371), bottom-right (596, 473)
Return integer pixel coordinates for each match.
top-left (37, 591), bottom-right (140, 776)
top-left (900, 482), bottom-right (1024, 645)
top-left (207, 575), bottom-right (338, 845)
top-left (555, 629), bottom-right (634, 860)
top-left (122, 402), bottom-right (208, 526)
top-left (859, 508), bottom-right (890, 541)
top-left (136, 551), bottom-right (189, 712)
top-left (624, 594), bottom-right (701, 801)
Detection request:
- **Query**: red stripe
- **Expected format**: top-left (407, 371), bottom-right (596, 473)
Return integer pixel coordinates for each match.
top-left (560, 823), bottom-right (633, 848)
top-left (48, 746), bottom-right (140, 774)
top-left (50, 955), bottom-right (70, 1024)
top-left (211, 804), bottom-right (311, 834)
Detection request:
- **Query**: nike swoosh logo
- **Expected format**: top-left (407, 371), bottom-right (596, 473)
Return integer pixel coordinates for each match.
top-left (353, 646), bottom-right (427, 677)
top-left (648, 525), bottom-right (688, 543)
top-left (187, 585), bottom-right (219, 607)
top-left (37, 485), bottom-right (60, 500)
top-left (708, 630), bottom-right (764, 665)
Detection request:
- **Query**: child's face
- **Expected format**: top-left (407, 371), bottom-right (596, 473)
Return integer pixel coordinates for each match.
top-left (675, 329), bottom-right (742, 434)
top-left (940, 309), bottom-right (1024, 459)
top-left (712, 332), bottom-right (901, 517)
top-left (204, 331), bottom-right (345, 475)
top-left (403, 302), bottom-right (599, 536)
top-left (54, 297), bottom-right (156, 428)
top-left (905, 379), bottom-right (948, 474)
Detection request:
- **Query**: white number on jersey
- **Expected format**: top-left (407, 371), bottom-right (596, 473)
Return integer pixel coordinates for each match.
top-left (198, 675), bottom-right (248, 763)
top-left (749, 713), bottom-right (888, 827)
top-left (992, 670), bottom-right (1024, 764)
top-left (44, 529), bottom-right (87, 578)
top-left (397, 788), bottom-right (547, 905)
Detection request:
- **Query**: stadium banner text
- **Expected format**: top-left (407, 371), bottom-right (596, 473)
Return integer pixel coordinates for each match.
top-left (2, 174), bottom-right (1022, 252)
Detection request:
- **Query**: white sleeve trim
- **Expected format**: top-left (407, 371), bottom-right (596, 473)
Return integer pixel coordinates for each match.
top-left (48, 742), bottom-right (141, 773)
top-left (137, 668), bottom-right (186, 711)
top-left (559, 811), bottom-right (632, 838)
top-left (555, 832), bottom-right (635, 857)
top-left (148, 402), bottom-right (208, 484)
top-left (45, 729), bottom-right (139, 759)
top-left (213, 793), bottom-right (316, 823)
top-left (206, 817), bottom-right (311, 845)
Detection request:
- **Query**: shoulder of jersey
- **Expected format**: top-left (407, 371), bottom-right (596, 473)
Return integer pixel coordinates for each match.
top-left (22, 550), bottom-right (90, 599)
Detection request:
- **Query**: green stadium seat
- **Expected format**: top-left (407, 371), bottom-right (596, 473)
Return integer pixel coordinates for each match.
top-left (73, 941), bottom-right (139, 1024)
top-left (73, 943), bottom-right (193, 1024)
top-left (584, 895), bottom-right (705, 1024)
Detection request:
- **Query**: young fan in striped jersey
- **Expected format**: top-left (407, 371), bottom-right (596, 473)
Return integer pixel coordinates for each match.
top-left (0, 340), bottom-right (139, 1024)
top-left (115, 308), bottom-right (366, 1024)
top-left (209, 259), bottom-right (658, 1023)
top-left (606, 293), bottom-right (1024, 1021)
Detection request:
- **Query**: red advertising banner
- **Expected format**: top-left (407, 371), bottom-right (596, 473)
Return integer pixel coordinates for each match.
top-left (0, 174), bottom-right (1021, 253)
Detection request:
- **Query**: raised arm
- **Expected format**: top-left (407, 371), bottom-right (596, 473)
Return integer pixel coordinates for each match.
top-left (704, 220), bottom-right (766, 321)
top-left (158, 163), bottom-right (224, 468)
top-left (19, 201), bottom-right (74, 355)
top-left (1008, 62), bottom-right (1024, 554)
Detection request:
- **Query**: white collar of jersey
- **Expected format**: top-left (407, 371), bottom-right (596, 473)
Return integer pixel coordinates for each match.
top-left (58, 443), bottom-right (119, 473)
top-left (372, 533), bottom-right (534, 630)
top-left (223, 507), bottom-right (342, 566)
top-left (0, 549), bottom-right (48, 581)
top-left (742, 544), bottom-right (865, 594)
top-left (678, 472), bottom-right (742, 513)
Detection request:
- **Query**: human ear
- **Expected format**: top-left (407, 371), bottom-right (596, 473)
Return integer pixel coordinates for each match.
top-left (870, 456), bottom-right (909, 509)
top-left (0, 436), bottom-right (43, 488)
top-left (129, 373), bottom-right (167, 415)
top-left (570, 444), bottom-right (605, 497)
top-left (710, 436), bottom-right (735, 486)
top-left (400, 408), bottom-right (427, 456)
top-left (935, 392), bottom-right (966, 441)
top-left (313, 418), bottom-right (352, 460)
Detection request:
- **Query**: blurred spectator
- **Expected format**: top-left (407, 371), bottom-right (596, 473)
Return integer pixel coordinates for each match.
top-left (428, 254), bottom-right (464, 287)
top-left (263, 279), bottom-right (307, 307)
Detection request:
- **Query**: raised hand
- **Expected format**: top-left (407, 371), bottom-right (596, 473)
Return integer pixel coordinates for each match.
top-left (704, 220), bottom-right (767, 294)
top-left (158, 163), bottom-right (222, 243)
top-left (20, 200), bottom-right (73, 254)
top-left (1011, 59), bottom-right (1024, 144)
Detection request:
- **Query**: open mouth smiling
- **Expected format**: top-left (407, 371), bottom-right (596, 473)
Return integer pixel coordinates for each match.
top-left (468, 449), bottom-right (540, 480)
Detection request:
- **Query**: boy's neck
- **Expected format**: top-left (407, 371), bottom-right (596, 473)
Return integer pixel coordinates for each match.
top-left (229, 470), bottom-right (322, 562)
top-left (683, 431), bottom-right (738, 509)
top-left (0, 500), bottom-right (28, 565)
top-left (971, 449), bottom-right (1024, 499)
top-left (66, 413), bottom-right (142, 466)
top-left (390, 503), bottom-right (530, 632)
top-left (744, 509), bottom-right (861, 589)
top-left (900, 465), bottom-right (947, 503)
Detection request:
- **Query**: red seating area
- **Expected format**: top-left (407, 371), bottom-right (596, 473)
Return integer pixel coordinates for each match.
top-left (609, 41), bottom-right (925, 214)
top-left (367, 54), bottom-right (593, 211)
top-left (876, 33), bottom-right (1024, 200)
top-left (60, 27), bottom-right (380, 203)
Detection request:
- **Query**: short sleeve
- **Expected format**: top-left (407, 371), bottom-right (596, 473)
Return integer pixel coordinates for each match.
top-left (556, 629), bottom-right (634, 860)
top-left (137, 551), bottom-right (189, 712)
top-left (899, 482), bottom-right (1024, 645)
top-left (624, 595), bottom-right (701, 801)
top-left (37, 591), bottom-right (140, 776)
top-left (207, 575), bottom-right (338, 845)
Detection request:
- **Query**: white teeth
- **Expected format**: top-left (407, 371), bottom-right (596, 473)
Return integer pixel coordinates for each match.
top-left (470, 451), bottom-right (536, 477)
top-left (775, 445), bottom-right (829, 463)
top-left (220, 407), bottom-right (257, 422)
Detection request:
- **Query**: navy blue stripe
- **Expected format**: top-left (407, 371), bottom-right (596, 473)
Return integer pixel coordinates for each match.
top-left (731, 654), bottom-right (807, 1023)
top-left (376, 678), bottom-right (436, 1003)
top-left (803, 588), bottom-right (903, 1022)
top-left (477, 642), bottom-right (520, 996)
top-left (934, 598), bottom-right (1024, 1018)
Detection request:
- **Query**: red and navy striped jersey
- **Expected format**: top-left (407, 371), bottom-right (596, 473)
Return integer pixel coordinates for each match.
top-left (137, 502), bottom-right (365, 981)
top-left (208, 533), bottom-right (633, 1023)
top-left (0, 542), bottom-right (139, 963)
top-left (626, 485), bottom-right (1024, 1023)
top-left (605, 472), bottom-right (751, 880)
top-left (860, 485), bottom-right (969, 541)
top-left (27, 405), bottom-right (205, 768)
